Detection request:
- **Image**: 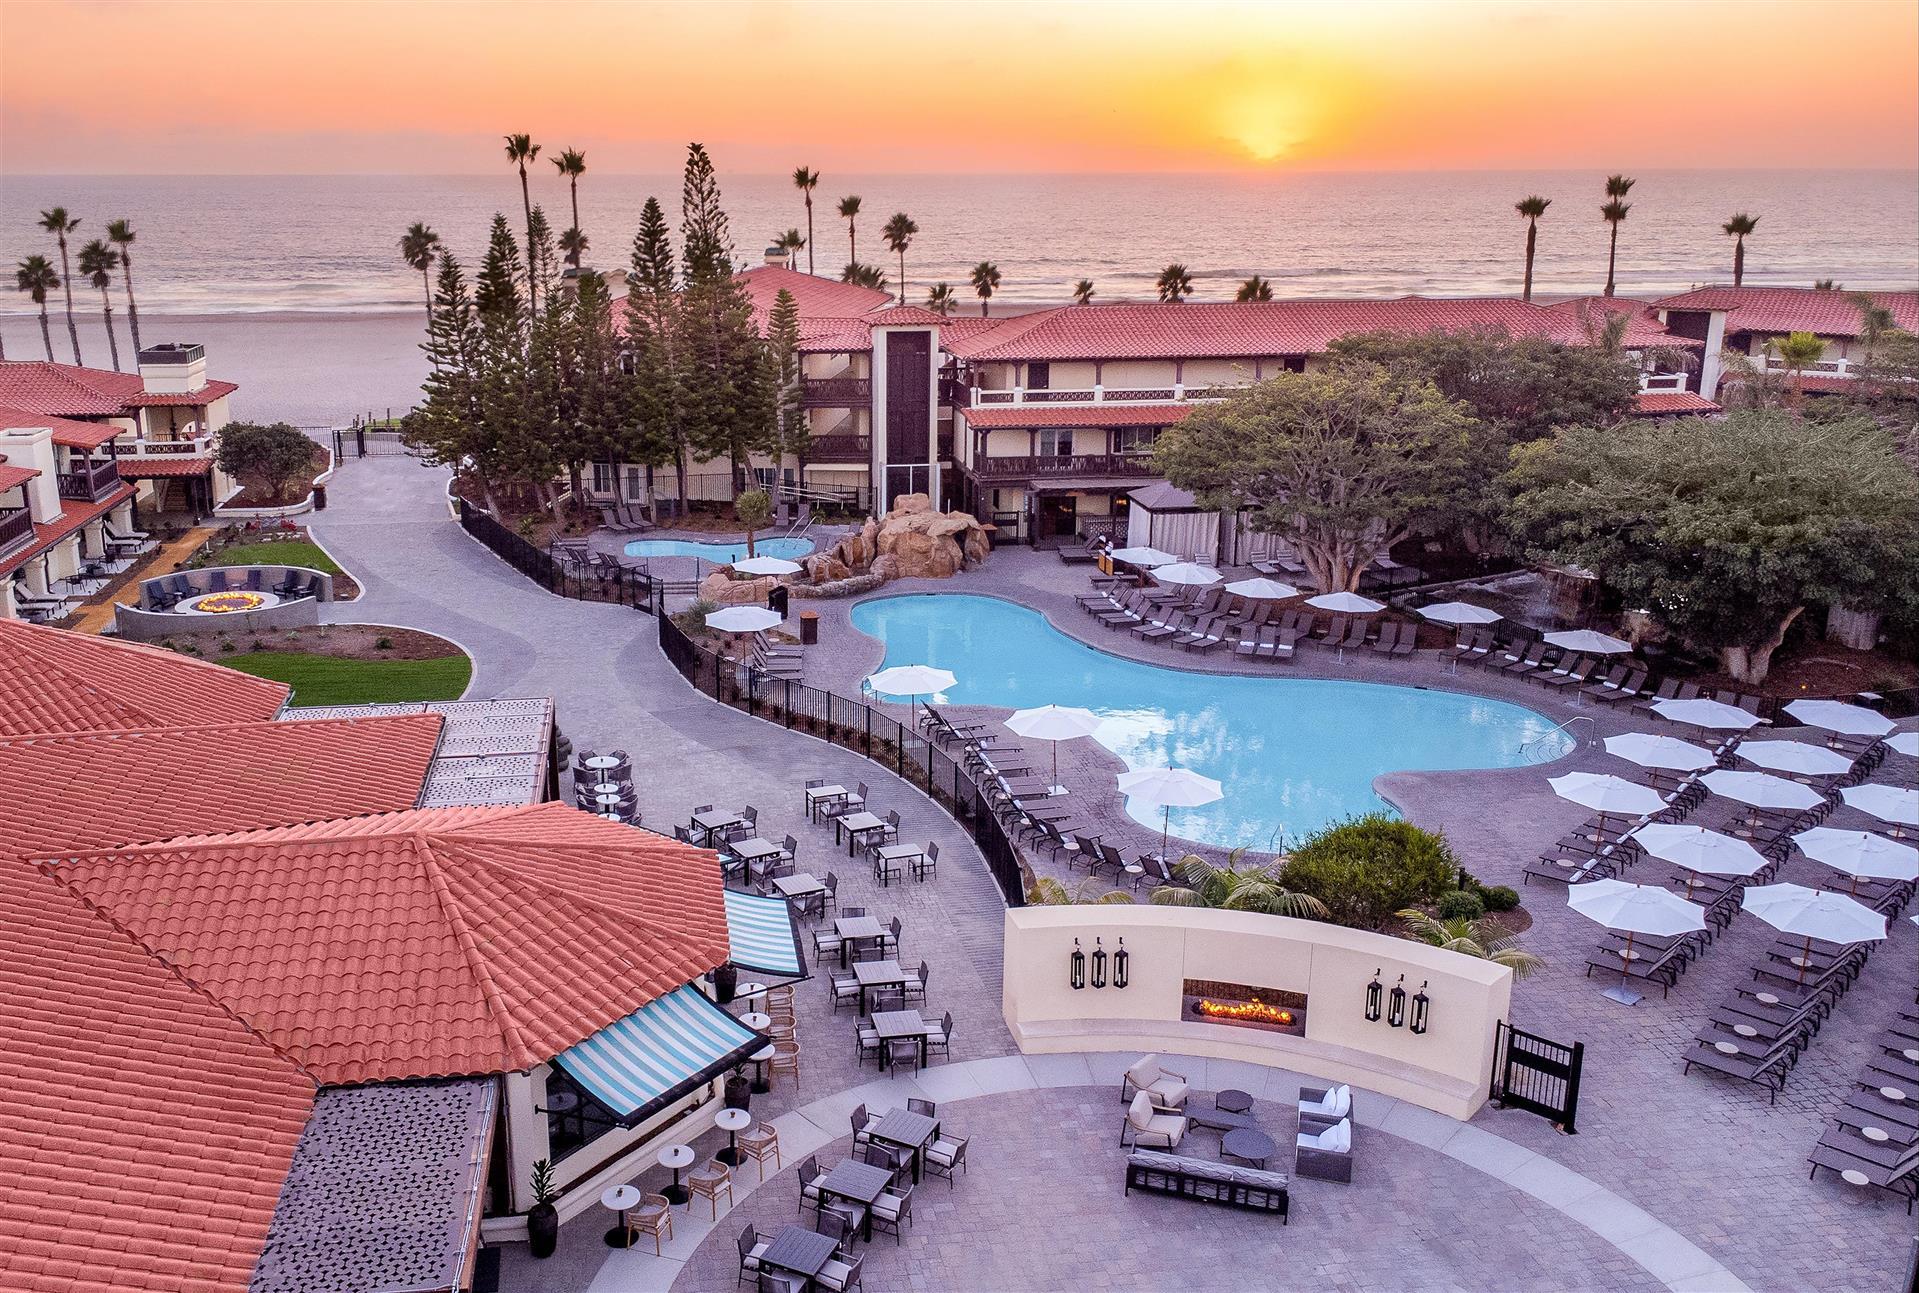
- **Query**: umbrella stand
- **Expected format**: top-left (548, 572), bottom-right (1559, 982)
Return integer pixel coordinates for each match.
top-left (1050, 741), bottom-right (1067, 798)
top-left (1603, 930), bottom-right (1642, 1006)
top-left (1796, 933), bottom-right (1814, 986)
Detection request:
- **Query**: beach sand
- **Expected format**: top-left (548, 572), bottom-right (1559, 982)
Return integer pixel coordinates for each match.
top-left (3, 310), bottom-right (430, 428)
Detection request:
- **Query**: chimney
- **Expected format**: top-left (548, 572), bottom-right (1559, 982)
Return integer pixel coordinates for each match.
top-left (0, 427), bottom-right (61, 522)
top-left (137, 342), bottom-right (207, 396)
top-left (763, 244), bottom-right (791, 269)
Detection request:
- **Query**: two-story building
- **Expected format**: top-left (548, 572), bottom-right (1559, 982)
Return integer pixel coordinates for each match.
top-left (1650, 285), bottom-right (1919, 401)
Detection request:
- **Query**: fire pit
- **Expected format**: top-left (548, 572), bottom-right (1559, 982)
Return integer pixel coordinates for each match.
top-left (1183, 978), bottom-right (1307, 1036)
top-left (176, 590), bottom-right (279, 615)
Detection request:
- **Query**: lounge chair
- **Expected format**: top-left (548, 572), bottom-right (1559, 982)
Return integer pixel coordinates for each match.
top-left (1589, 667), bottom-right (1648, 705)
top-left (1122, 1091), bottom-right (1188, 1150)
top-left (1370, 623), bottom-right (1401, 655)
top-left (1540, 656), bottom-right (1599, 690)
top-left (1121, 1055), bottom-right (1189, 1108)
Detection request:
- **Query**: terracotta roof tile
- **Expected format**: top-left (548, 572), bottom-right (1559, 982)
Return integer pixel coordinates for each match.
top-left (0, 361), bottom-right (238, 416)
top-left (0, 457), bottom-right (40, 490)
top-left (43, 803), bottom-right (734, 1085)
top-left (117, 455), bottom-right (213, 478)
top-left (0, 482), bottom-right (136, 579)
top-left (867, 305), bottom-right (950, 327)
top-left (736, 265), bottom-right (892, 321)
top-left (1652, 286), bottom-right (1919, 337)
top-left (123, 380), bottom-right (238, 407)
top-left (1634, 392), bottom-right (1721, 415)
top-left (0, 621), bottom-right (288, 736)
top-left (0, 715), bottom-right (441, 857)
top-left (962, 403), bottom-right (1197, 429)
top-left (1545, 296), bottom-right (1703, 349)
top-left (0, 402), bottom-right (123, 449)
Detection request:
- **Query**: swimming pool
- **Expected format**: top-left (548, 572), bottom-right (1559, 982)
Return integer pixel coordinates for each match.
top-left (623, 536), bottom-right (815, 562)
top-left (850, 593), bottom-right (1574, 850)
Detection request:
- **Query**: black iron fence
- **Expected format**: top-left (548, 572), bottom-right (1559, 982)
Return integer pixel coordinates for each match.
top-left (656, 609), bottom-right (1026, 908)
top-left (1491, 1020), bottom-right (1584, 1134)
top-left (332, 427), bottom-right (418, 459)
top-left (457, 499), bottom-right (658, 613)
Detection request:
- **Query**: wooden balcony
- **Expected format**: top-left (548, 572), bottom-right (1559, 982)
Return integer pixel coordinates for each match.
top-left (801, 377), bottom-right (871, 408)
top-left (808, 434), bottom-right (871, 463)
top-left (57, 459), bottom-right (122, 503)
top-left (969, 453), bottom-right (1159, 481)
top-left (0, 507), bottom-right (34, 556)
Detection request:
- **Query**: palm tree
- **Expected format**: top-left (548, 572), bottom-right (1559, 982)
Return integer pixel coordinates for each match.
top-left (1156, 263), bottom-right (1194, 303)
top-left (558, 226), bottom-right (588, 271)
top-left (38, 207), bottom-right (82, 364)
top-left (1236, 274), bottom-right (1273, 302)
top-left (1768, 330), bottom-right (1826, 406)
top-left (551, 148), bottom-right (587, 266)
top-left (1852, 293), bottom-right (1897, 369)
top-left (1027, 876), bottom-right (1135, 906)
top-left (1813, 278), bottom-right (1841, 291)
top-left (792, 167), bottom-right (820, 274)
top-left (1395, 909), bottom-right (1544, 979)
top-left (837, 195), bottom-right (861, 263)
top-left (841, 263), bottom-right (886, 291)
top-left (969, 261), bottom-right (1001, 317)
top-left (15, 255), bottom-right (60, 360)
top-left (503, 133), bottom-right (541, 295)
top-left (76, 239), bottom-right (122, 371)
top-left (398, 222), bottom-right (441, 321)
top-left (105, 219), bottom-right (143, 353)
top-left (1722, 213), bottom-right (1759, 287)
top-left (1514, 195), bottom-right (1550, 302)
top-left (925, 282), bottom-right (958, 316)
top-left (1149, 851), bottom-right (1328, 918)
top-left (1600, 174), bottom-right (1635, 296)
top-left (1072, 279), bottom-right (1095, 305)
top-left (775, 228), bottom-right (805, 266)
top-left (882, 212), bottom-right (917, 305)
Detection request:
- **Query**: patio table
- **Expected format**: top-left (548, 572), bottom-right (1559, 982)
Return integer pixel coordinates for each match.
top-left (601, 1183), bottom-right (641, 1248)
top-left (871, 1010), bottom-right (929, 1074)
top-left (805, 784), bottom-right (848, 821)
top-left (760, 1225), bottom-right (838, 1282)
top-left (835, 811), bottom-right (887, 855)
top-left (835, 915), bottom-right (884, 968)
top-left (773, 872), bottom-right (824, 900)
top-left (594, 793), bottom-right (624, 808)
top-left (866, 1106), bottom-right (938, 1182)
top-left (816, 1160), bottom-right (893, 1240)
top-left (851, 958), bottom-right (908, 1014)
top-left (872, 843), bottom-right (923, 886)
top-left (589, 782), bottom-right (624, 795)
top-left (693, 809), bottom-right (745, 847)
top-left (582, 755), bottom-right (625, 773)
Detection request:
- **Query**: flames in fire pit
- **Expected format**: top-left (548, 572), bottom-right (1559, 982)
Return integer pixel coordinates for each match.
top-left (1195, 997), bottom-right (1295, 1026)
top-left (1182, 978), bottom-right (1307, 1035)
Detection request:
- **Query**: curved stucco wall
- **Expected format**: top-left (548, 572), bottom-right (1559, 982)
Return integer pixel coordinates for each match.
top-left (113, 565), bottom-right (332, 640)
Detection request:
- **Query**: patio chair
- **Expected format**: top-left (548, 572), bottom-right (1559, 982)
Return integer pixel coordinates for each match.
top-left (924, 1010), bottom-right (954, 1062)
top-left (817, 1253), bottom-right (865, 1293)
top-left (1541, 656), bottom-right (1599, 691)
top-left (626, 1192), bottom-right (675, 1254)
top-left (829, 973), bottom-right (859, 1011)
top-left (768, 1040), bottom-right (801, 1083)
top-left (924, 1133), bottom-right (969, 1185)
top-left (880, 916), bottom-right (903, 958)
top-left (885, 1035), bottom-right (922, 1076)
top-left (1390, 622), bottom-right (1416, 656)
top-left (856, 1021), bottom-right (882, 1066)
top-left (1294, 1117), bottom-right (1354, 1183)
top-left (797, 1157), bottom-right (825, 1215)
top-left (1121, 1055), bottom-right (1189, 1107)
top-left (871, 1181), bottom-right (914, 1243)
top-left (903, 960), bottom-right (930, 1005)
top-left (1122, 1091), bottom-right (1188, 1150)
top-left (913, 841), bottom-right (938, 881)
top-left (1370, 622), bottom-right (1401, 655)
top-left (850, 1104), bottom-right (874, 1148)
top-left (1071, 833), bottom-right (1105, 873)
top-left (688, 1159), bottom-right (734, 1219)
top-left (739, 1124), bottom-right (782, 1181)
top-left (1340, 618), bottom-right (1371, 648)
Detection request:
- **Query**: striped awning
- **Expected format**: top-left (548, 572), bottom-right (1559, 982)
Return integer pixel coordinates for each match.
top-left (551, 986), bottom-right (762, 1126)
top-left (724, 889), bottom-right (808, 979)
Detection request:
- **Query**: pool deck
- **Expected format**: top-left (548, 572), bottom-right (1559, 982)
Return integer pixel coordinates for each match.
top-left (313, 461), bottom-right (1916, 1293)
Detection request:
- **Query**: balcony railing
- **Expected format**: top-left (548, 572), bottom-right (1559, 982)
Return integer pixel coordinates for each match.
top-left (800, 377), bottom-right (872, 408)
top-left (1760, 355), bottom-right (1855, 378)
top-left (969, 453), bottom-right (1159, 480)
top-left (1638, 372), bottom-right (1690, 393)
top-left (808, 434), bottom-right (870, 463)
top-left (57, 459), bottom-right (121, 503)
top-left (121, 434), bottom-right (213, 458)
top-left (0, 507), bottom-right (34, 556)
top-left (970, 383), bottom-right (1234, 407)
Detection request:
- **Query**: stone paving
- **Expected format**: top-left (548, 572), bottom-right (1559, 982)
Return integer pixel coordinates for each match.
top-left (309, 463), bottom-right (1915, 1293)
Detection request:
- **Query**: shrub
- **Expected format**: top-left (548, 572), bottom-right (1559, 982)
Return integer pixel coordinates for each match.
top-left (515, 514), bottom-right (540, 541)
top-left (218, 638), bottom-right (237, 654)
top-left (1436, 888), bottom-right (1486, 921)
top-left (374, 635), bottom-right (394, 651)
top-left (1480, 885), bottom-right (1521, 914)
top-left (213, 421), bottom-right (315, 503)
top-left (1279, 814), bottom-right (1459, 930)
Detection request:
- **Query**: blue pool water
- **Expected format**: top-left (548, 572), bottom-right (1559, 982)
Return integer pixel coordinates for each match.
top-left (623, 536), bottom-right (815, 562)
top-left (850, 593), bottom-right (1573, 850)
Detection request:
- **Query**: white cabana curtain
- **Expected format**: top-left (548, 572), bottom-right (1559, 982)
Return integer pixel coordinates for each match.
top-left (1129, 505), bottom-right (1218, 562)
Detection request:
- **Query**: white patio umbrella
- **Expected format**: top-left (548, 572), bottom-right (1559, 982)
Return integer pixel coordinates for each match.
top-left (1792, 827), bottom-right (1919, 894)
top-left (1306, 590), bottom-right (1386, 615)
top-left (1783, 698), bottom-right (1895, 738)
top-left (1701, 768), bottom-right (1824, 813)
top-left (1567, 879), bottom-right (1707, 1005)
top-left (705, 605), bottom-right (783, 633)
top-left (732, 555), bottom-right (802, 577)
top-left (1153, 562), bottom-right (1222, 587)
top-left (1549, 771), bottom-right (1667, 822)
top-left (865, 664), bottom-right (958, 717)
top-left (1886, 731), bottom-right (1918, 758)
top-left (1840, 783), bottom-right (1919, 829)
top-left (1006, 704), bottom-right (1104, 794)
top-left (1741, 882), bottom-right (1887, 983)
top-left (1107, 546), bottom-right (1175, 568)
top-left (1734, 740), bottom-right (1851, 778)
top-left (1116, 765), bottom-right (1223, 861)
top-left (1544, 628), bottom-right (1634, 655)
top-left (1603, 732), bottom-right (1715, 773)
top-left (1416, 601), bottom-right (1503, 626)
top-left (1630, 824), bottom-right (1768, 897)
top-left (1224, 577), bottom-right (1301, 601)
top-left (1650, 697), bottom-right (1767, 731)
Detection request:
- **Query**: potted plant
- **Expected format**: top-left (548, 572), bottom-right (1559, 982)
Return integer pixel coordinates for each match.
top-left (724, 1066), bottom-right (752, 1111)
top-left (712, 962), bottom-right (739, 1005)
top-left (526, 1159), bottom-right (559, 1259)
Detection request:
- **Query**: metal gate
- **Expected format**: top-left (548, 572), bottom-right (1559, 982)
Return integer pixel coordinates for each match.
top-left (1491, 1021), bottom-right (1584, 1134)
top-left (332, 427), bottom-right (418, 459)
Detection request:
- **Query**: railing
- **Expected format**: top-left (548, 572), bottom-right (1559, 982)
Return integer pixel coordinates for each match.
top-left (800, 377), bottom-right (872, 408)
top-left (0, 507), bottom-right (34, 555)
top-left (969, 453), bottom-right (1159, 480)
top-left (656, 609), bottom-right (1027, 908)
top-left (456, 498), bottom-right (658, 612)
top-left (121, 434), bottom-right (214, 457)
top-left (56, 459), bottom-right (121, 502)
top-left (808, 434), bottom-right (870, 463)
top-left (1637, 372), bottom-right (1689, 393)
top-left (1760, 355), bottom-right (1855, 378)
top-left (972, 383), bottom-right (1233, 407)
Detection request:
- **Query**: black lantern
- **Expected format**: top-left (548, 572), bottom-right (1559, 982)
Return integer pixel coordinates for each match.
top-left (1070, 938), bottom-right (1086, 990)
top-left (1364, 969), bottom-right (1383, 1022)
top-left (1410, 980), bottom-right (1431, 1035)
top-left (1091, 937), bottom-right (1108, 989)
top-left (1114, 937), bottom-right (1130, 989)
top-left (1388, 975), bottom-right (1407, 1028)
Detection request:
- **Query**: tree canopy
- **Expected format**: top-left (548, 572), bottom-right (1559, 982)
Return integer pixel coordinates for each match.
top-left (1277, 815), bottom-right (1459, 930)
top-left (215, 421), bottom-right (315, 503)
top-left (1504, 411), bottom-right (1919, 683)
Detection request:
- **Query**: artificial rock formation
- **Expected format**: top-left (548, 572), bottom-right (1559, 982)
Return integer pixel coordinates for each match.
top-left (801, 494), bottom-right (991, 587)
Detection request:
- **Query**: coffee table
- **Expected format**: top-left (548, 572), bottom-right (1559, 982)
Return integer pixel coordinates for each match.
top-left (1222, 1127), bottom-right (1277, 1169)
top-left (1216, 1089), bottom-right (1254, 1114)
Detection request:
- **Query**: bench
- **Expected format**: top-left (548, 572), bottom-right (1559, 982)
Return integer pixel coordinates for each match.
top-left (1123, 1150), bottom-right (1289, 1220)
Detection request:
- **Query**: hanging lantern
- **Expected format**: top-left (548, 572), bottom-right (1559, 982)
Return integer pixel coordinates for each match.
top-left (1364, 969), bottom-right (1383, 1022)
top-left (1388, 975), bottom-right (1407, 1028)
top-left (1091, 937), bottom-right (1108, 989)
top-left (1410, 980), bottom-right (1431, 1035)
top-left (1070, 938), bottom-right (1085, 990)
top-left (1114, 937), bottom-right (1130, 990)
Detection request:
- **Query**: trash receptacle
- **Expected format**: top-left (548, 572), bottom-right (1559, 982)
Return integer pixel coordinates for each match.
top-left (768, 584), bottom-right (790, 617)
top-left (799, 610), bottom-right (819, 645)
top-left (312, 485), bottom-right (327, 511)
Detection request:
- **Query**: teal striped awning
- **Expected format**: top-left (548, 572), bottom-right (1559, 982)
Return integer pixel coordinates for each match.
top-left (724, 889), bottom-right (808, 980)
top-left (552, 986), bottom-right (762, 1126)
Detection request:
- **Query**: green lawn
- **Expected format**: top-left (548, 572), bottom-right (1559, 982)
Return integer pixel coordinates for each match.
top-left (225, 650), bottom-right (472, 706)
top-left (198, 539), bottom-right (343, 575)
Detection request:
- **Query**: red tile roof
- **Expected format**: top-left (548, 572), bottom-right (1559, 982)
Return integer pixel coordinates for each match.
top-left (1652, 286), bottom-right (1919, 337)
top-left (1634, 391), bottom-right (1721, 416)
top-left (0, 402), bottom-right (123, 449)
top-left (0, 620), bottom-right (288, 736)
top-left (123, 380), bottom-right (238, 408)
top-left (736, 265), bottom-right (892, 323)
top-left (867, 305), bottom-right (951, 328)
top-left (0, 715), bottom-right (442, 857)
top-left (0, 858), bottom-right (313, 1293)
top-left (1546, 296), bottom-right (1703, 350)
top-left (0, 457), bottom-right (40, 490)
top-left (962, 402), bottom-right (1197, 429)
top-left (941, 297), bottom-right (1602, 361)
top-left (0, 361), bottom-right (237, 417)
top-left (117, 455), bottom-right (213, 478)
top-left (796, 319), bottom-right (874, 354)
top-left (0, 482), bottom-right (135, 579)
top-left (42, 803), bottom-right (734, 1084)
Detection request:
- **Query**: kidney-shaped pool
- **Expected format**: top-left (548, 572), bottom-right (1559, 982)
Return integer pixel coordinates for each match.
top-left (851, 593), bottom-right (1573, 850)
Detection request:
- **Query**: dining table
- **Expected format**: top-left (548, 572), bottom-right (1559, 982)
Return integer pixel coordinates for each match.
top-left (851, 958), bottom-right (908, 1014)
top-left (866, 1106), bottom-right (938, 1181)
top-left (834, 915), bottom-right (884, 967)
top-left (804, 783), bottom-right (848, 821)
top-left (815, 1160), bottom-right (893, 1240)
top-left (834, 811), bottom-right (887, 855)
top-left (692, 809), bottom-right (746, 847)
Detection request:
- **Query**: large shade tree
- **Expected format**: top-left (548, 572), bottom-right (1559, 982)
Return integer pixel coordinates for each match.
top-left (1504, 411), bottom-right (1919, 684)
top-left (1153, 362), bottom-right (1480, 593)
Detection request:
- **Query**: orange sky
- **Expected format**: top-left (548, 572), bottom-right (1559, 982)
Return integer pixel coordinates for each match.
top-left (3, 0), bottom-right (1915, 173)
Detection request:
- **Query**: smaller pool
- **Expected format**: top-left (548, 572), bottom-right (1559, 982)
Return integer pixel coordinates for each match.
top-left (623, 536), bottom-right (815, 563)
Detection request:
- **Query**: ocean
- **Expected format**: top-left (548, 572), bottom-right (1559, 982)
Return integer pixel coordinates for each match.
top-left (2, 170), bottom-right (1914, 424)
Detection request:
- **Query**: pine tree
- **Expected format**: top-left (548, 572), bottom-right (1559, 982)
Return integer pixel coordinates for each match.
top-left (409, 252), bottom-right (498, 511)
top-left (472, 214), bottom-right (546, 510)
top-left (527, 206), bottom-right (559, 305)
top-left (570, 270), bottom-right (627, 512)
top-left (623, 197), bottom-right (687, 517)
top-left (766, 287), bottom-right (807, 466)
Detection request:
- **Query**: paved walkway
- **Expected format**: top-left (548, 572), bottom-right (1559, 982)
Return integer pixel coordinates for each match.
top-left (68, 525), bottom-right (216, 633)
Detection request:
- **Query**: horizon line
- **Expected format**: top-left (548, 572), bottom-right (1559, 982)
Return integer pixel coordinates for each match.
top-left (6, 165), bottom-right (1919, 180)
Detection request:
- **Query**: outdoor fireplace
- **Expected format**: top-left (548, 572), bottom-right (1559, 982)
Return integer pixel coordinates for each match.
top-left (1183, 978), bottom-right (1307, 1036)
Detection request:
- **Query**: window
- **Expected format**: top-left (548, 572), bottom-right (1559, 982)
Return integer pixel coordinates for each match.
top-left (624, 466), bottom-right (645, 500)
top-left (1114, 426), bottom-right (1160, 456)
top-left (1027, 362), bottom-right (1051, 391)
top-left (591, 462), bottom-right (614, 494)
top-left (1037, 428), bottom-right (1072, 457)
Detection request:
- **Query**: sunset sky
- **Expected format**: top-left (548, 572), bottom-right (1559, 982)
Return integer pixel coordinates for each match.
top-left (3, 0), bottom-right (1915, 174)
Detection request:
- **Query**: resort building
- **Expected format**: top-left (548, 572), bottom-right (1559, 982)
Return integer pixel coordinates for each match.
top-left (1649, 285), bottom-right (1919, 400)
